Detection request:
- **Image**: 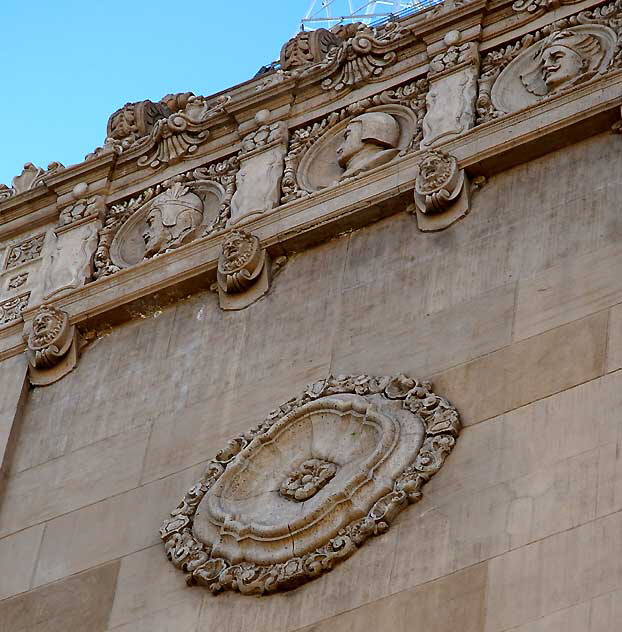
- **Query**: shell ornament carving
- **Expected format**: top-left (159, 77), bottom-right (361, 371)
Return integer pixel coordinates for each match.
top-left (160, 374), bottom-right (460, 595)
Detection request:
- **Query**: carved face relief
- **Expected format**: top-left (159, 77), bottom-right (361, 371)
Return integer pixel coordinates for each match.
top-left (336, 112), bottom-right (400, 179)
top-left (161, 374), bottom-right (460, 594)
top-left (415, 151), bottom-right (456, 195)
top-left (296, 105), bottom-right (417, 194)
top-left (491, 25), bottom-right (616, 114)
top-left (141, 184), bottom-right (203, 258)
top-left (25, 304), bottom-right (78, 385)
top-left (220, 231), bottom-right (257, 274)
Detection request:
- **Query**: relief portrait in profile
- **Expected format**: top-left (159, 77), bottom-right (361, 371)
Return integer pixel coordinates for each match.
top-left (336, 112), bottom-right (400, 180)
top-left (521, 29), bottom-right (608, 96)
top-left (142, 183), bottom-right (204, 258)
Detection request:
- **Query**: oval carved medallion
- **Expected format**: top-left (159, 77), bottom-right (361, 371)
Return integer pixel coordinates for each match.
top-left (160, 374), bottom-right (460, 595)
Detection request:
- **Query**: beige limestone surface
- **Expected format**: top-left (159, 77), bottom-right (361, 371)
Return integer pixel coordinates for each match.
top-left (2, 111), bottom-right (622, 631)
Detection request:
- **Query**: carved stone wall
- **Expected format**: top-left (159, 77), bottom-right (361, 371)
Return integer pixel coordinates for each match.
top-left (2, 0), bottom-right (622, 628)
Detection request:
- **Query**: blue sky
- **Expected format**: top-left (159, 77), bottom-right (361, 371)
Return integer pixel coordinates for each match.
top-left (0, 1), bottom-right (309, 186)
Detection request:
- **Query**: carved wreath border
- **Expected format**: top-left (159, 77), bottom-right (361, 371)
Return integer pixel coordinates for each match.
top-left (476, 0), bottom-right (622, 124)
top-left (160, 373), bottom-right (460, 595)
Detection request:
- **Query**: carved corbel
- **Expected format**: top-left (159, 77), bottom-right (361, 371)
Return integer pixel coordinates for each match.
top-left (412, 150), bottom-right (470, 231)
top-left (229, 111), bottom-right (289, 225)
top-left (215, 230), bottom-right (271, 310)
top-left (421, 31), bottom-right (480, 148)
top-left (24, 305), bottom-right (80, 386)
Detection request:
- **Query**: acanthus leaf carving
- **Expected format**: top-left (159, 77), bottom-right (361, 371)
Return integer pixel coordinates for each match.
top-left (160, 374), bottom-right (460, 595)
top-left (0, 162), bottom-right (65, 203)
top-left (281, 21), bottom-right (414, 92)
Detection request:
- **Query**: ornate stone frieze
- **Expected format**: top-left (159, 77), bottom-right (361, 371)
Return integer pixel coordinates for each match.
top-left (58, 183), bottom-right (106, 228)
top-left (477, 13), bottom-right (620, 123)
top-left (512, 0), bottom-right (582, 15)
top-left (160, 374), bottom-right (460, 595)
top-left (280, 29), bottom-right (342, 70)
top-left (412, 150), bottom-right (470, 230)
top-left (0, 292), bottom-right (30, 326)
top-left (4, 234), bottom-right (46, 271)
top-left (230, 118), bottom-right (289, 224)
top-left (422, 34), bottom-right (480, 148)
top-left (282, 80), bottom-right (427, 203)
top-left (93, 158), bottom-right (237, 279)
top-left (0, 162), bottom-right (64, 202)
top-left (282, 21), bottom-right (414, 92)
top-left (215, 230), bottom-right (271, 310)
top-left (24, 305), bottom-right (79, 386)
top-left (98, 93), bottom-right (229, 168)
top-left (7, 273), bottom-right (28, 291)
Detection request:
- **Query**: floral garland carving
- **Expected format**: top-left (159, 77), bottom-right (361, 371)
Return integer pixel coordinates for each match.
top-left (477, 3), bottom-right (622, 124)
top-left (92, 157), bottom-right (238, 280)
top-left (281, 80), bottom-right (428, 204)
top-left (160, 374), bottom-right (460, 595)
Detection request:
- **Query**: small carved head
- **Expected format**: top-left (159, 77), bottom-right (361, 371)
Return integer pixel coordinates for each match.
top-left (521, 29), bottom-right (606, 96)
top-left (415, 151), bottom-right (456, 194)
top-left (142, 183), bottom-right (203, 258)
top-left (28, 305), bottom-right (67, 350)
top-left (220, 230), bottom-right (258, 273)
top-left (337, 112), bottom-right (400, 170)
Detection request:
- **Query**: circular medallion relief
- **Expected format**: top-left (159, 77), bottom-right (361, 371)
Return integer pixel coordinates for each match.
top-left (160, 374), bottom-right (460, 595)
top-left (109, 181), bottom-right (225, 268)
top-left (491, 25), bottom-right (616, 114)
top-left (297, 105), bottom-right (417, 193)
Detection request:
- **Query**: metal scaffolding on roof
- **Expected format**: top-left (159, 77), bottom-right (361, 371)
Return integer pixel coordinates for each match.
top-left (300, 0), bottom-right (441, 29)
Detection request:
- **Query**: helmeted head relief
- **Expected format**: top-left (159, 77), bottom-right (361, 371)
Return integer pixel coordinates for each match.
top-left (355, 112), bottom-right (400, 148)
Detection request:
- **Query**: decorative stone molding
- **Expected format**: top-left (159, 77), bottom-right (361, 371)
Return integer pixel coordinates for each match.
top-left (477, 12), bottom-right (620, 123)
top-left (230, 117), bottom-right (289, 224)
top-left (0, 293), bottom-right (30, 326)
top-left (280, 29), bottom-right (342, 70)
top-left (94, 158), bottom-right (237, 279)
top-left (58, 183), bottom-right (106, 228)
top-left (412, 150), bottom-right (470, 231)
top-left (0, 162), bottom-right (64, 202)
top-left (4, 234), bottom-right (46, 271)
top-left (99, 93), bottom-right (229, 168)
top-left (512, 0), bottom-right (582, 15)
top-left (282, 80), bottom-right (427, 202)
top-left (422, 33), bottom-right (479, 148)
top-left (24, 304), bottom-right (79, 386)
top-left (7, 273), bottom-right (28, 291)
top-left (160, 374), bottom-right (460, 595)
top-left (215, 230), bottom-right (271, 310)
top-left (281, 22), bottom-right (415, 92)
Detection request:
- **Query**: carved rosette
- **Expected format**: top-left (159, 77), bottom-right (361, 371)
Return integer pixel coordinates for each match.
top-left (216, 230), bottom-right (270, 310)
top-left (25, 305), bottom-right (79, 386)
top-left (160, 374), bottom-right (460, 595)
top-left (413, 150), bottom-right (470, 231)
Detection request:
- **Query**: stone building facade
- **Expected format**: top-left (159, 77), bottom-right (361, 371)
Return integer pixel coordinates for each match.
top-left (1, 0), bottom-right (622, 629)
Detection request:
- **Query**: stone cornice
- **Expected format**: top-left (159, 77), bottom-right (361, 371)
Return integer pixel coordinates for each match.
top-left (0, 67), bottom-right (619, 360)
